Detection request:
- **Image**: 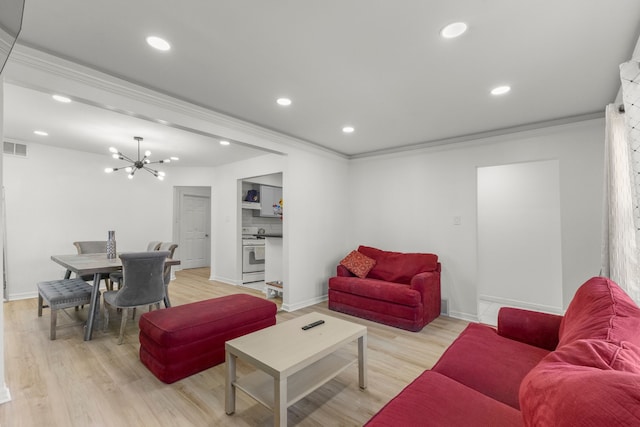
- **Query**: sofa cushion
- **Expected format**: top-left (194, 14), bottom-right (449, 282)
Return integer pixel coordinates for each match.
top-left (329, 276), bottom-right (421, 306)
top-left (358, 245), bottom-right (438, 284)
top-left (365, 371), bottom-right (523, 427)
top-left (432, 323), bottom-right (550, 409)
top-left (520, 339), bottom-right (640, 426)
top-left (340, 250), bottom-right (376, 278)
top-left (558, 276), bottom-right (640, 348)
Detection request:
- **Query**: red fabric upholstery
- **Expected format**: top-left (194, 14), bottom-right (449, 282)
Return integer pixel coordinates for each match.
top-left (139, 294), bottom-right (277, 383)
top-left (520, 339), bottom-right (640, 426)
top-left (329, 246), bottom-right (441, 331)
top-left (558, 276), bottom-right (640, 348)
top-left (367, 276), bottom-right (640, 426)
top-left (329, 276), bottom-right (420, 306)
top-left (432, 323), bottom-right (550, 409)
top-left (498, 307), bottom-right (562, 351)
top-left (365, 371), bottom-right (522, 427)
top-left (358, 245), bottom-right (438, 284)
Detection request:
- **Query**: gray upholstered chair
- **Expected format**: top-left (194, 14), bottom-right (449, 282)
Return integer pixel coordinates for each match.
top-left (109, 241), bottom-right (162, 289)
top-left (103, 251), bottom-right (169, 344)
top-left (158, 242), bottom-right (179, 307)
top-left (73, 241), bottom-right (112, 290)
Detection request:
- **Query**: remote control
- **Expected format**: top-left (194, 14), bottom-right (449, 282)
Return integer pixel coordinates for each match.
top-left (302, 320), bottom-right (325, 330)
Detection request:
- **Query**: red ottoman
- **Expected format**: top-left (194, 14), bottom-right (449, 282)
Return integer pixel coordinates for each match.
top-left (139, 294), bottom-right (277, 383)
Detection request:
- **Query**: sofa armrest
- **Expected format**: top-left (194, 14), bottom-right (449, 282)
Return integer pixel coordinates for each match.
top-left (410, 269), bottom-right (441, 323)
top-left (336, 264), bottom-right (354, 277)
top-left (497, 307), bottom-right (562, 351)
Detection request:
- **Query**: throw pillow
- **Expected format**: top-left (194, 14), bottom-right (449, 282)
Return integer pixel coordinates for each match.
top-left (340, 250), bottom-right (376, 278)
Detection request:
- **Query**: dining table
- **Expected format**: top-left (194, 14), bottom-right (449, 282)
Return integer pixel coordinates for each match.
top-left (50, 252), bottom-right (180, 341)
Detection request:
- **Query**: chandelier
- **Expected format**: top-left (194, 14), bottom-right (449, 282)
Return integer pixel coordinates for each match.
top-left (104, 136), bottom-right (178, 180)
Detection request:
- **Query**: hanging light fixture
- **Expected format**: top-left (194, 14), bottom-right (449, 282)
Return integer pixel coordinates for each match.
top-left (104, 136), bottom-right (178, 180)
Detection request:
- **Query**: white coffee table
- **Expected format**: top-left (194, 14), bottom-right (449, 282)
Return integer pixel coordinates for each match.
top-left (225, 312), bottom-right (367, 426)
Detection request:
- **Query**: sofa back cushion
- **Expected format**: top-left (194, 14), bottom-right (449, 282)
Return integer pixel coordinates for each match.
top-left (519, 339), bottom-right (640, 426)
top-left (357, 245), bottom-right (438, 284)
top-left (558, 276), bottom-right (640, 348)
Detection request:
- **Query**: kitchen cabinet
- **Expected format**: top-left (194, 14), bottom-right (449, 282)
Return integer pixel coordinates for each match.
top-left (258, 185), bottom-right (282, 218)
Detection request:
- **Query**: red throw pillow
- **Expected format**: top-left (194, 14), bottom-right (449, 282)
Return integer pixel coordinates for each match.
top-left (340, 250), bottom-right (376, 278)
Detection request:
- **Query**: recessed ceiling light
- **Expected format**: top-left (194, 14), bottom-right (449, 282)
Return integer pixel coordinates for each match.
top-left (276, 98), bottom-right (292, 106)
top-left (220, 140), bottom-right (230, 146)
top-left (34, 130), bottom-right (48, 136)
top-left (146, 36), bottom-right (171, 51)
top-left (440, 22), bottom-right (468, 39)
top-left (491, 85), bottom-right (511, 96)
top-left (342, 126), bottom-right (355, 134)
top-left (52, 94), bottom-right (71, 103)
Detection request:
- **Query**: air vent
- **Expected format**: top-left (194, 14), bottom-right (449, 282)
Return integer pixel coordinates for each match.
top-left (3, 141), bottom-right (27, 157)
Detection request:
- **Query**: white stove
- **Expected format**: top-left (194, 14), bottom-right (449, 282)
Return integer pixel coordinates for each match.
top-left (242, 227), bottom-right (265, 283)
top-left (242, 227), bottom-right (265, 246)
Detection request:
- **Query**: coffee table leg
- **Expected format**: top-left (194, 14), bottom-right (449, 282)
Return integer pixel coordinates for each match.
top-left (358, 333), bottom-right (368, 390)
top-left (274, 376), bottom-right (287, 427)
top-left (225, 351), bottom-right (236, 415)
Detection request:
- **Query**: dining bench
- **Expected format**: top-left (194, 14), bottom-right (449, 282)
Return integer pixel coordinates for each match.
top-left (37, 278), bottom-right (96, 340)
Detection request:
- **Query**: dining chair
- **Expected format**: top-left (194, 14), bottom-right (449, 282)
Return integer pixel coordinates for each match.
top-left (158, 242), bottom-right (179, 307)
top-left (103, 251), bottom-right (169, 344)
top-left (72, 241), bottom-right (112, 290)
top-left (109, 241), bottom-right (162, 289)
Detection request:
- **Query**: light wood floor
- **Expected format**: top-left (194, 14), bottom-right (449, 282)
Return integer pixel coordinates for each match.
top-left (0, 268), bottom-right (468, 426)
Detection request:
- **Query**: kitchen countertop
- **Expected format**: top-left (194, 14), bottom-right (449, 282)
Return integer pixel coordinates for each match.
top-left (254, 234), bottom-right (283, 238)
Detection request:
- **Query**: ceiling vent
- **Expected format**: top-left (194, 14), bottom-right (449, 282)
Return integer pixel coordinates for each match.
top-left (3, 141), bottom-right (27, 157)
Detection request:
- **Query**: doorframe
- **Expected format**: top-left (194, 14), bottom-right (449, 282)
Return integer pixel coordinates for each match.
top-left (173, 186), bottom-right (212, 270)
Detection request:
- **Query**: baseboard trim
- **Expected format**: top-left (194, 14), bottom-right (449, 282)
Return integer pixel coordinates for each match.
top-left (6, 291), bottom-right (37, 301)
top-left (211, 276), bottom-right (243, 286)
top-left (479, 294), bottom-right (563, 315)
top-left (0, 384), bottom-right (11, 405)
top-left (447, 311), bottom-right (478, 323)
top-left (281, 294), bottom-right (328, 312)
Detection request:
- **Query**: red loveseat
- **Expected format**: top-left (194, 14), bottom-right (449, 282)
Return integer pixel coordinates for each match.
top-left (328, 245), bottom-right (441, 332)
top-left (365, 276), bottom-right (640, 426)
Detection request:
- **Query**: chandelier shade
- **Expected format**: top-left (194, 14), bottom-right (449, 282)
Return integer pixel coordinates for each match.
top-left (104, 136), bottom-right (178, 180)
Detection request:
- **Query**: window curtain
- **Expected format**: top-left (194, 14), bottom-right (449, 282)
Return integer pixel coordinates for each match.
top-left (601, 60), bottom-right (640, 304)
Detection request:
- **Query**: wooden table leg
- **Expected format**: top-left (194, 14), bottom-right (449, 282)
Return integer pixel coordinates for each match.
top-left (358, 333), bottom-right (368, 390)
top-left (274, 376), bottom-right (287, 427)
top-left (83, 272), bottom-right (101, 341)
top-left (225, 351), bottom-right (237, 415)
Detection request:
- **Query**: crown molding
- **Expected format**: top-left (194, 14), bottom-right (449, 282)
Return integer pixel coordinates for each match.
top-left (6, 43), bottom-right (348, 160)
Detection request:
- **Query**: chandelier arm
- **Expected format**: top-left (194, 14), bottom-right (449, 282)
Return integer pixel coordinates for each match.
top-left (117, 153), bottom-right (136, 163)
top-left (143, 166), bottom-right (160, 176)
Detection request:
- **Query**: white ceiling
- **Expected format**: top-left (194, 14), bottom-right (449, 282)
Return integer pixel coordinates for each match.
top-left (4, 1), bottom-right (640, 162)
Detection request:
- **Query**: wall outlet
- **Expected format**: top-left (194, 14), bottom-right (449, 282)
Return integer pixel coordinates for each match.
top-left (453, 216), bottom-right (461, 225)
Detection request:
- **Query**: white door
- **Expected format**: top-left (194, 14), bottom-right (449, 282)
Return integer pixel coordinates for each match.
top-left (177, 188), bottom-right (211, 269)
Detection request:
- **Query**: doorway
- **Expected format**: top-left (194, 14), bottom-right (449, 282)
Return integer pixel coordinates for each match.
top-left (174, 186), bottom-right (211, 269)
top-left (477, 160), bottom-right (563, 325)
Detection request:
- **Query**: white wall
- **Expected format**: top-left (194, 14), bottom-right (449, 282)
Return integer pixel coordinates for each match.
top-left (348, 119), bottom-right (604, 320)
top-left (3, 142), bottom-right (215, 299)
top-left (0, 78), bottom-right (11, 404)
top-left (212, 151), bottom-right (350, 311)
top-left (477, 160), bottom-right (563, 313)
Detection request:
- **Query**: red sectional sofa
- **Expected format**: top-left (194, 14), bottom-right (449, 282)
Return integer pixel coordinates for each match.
top-left (328, 245), bottom-right (441, 331)
top-left (365, 276), bottom-right (640, 426)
